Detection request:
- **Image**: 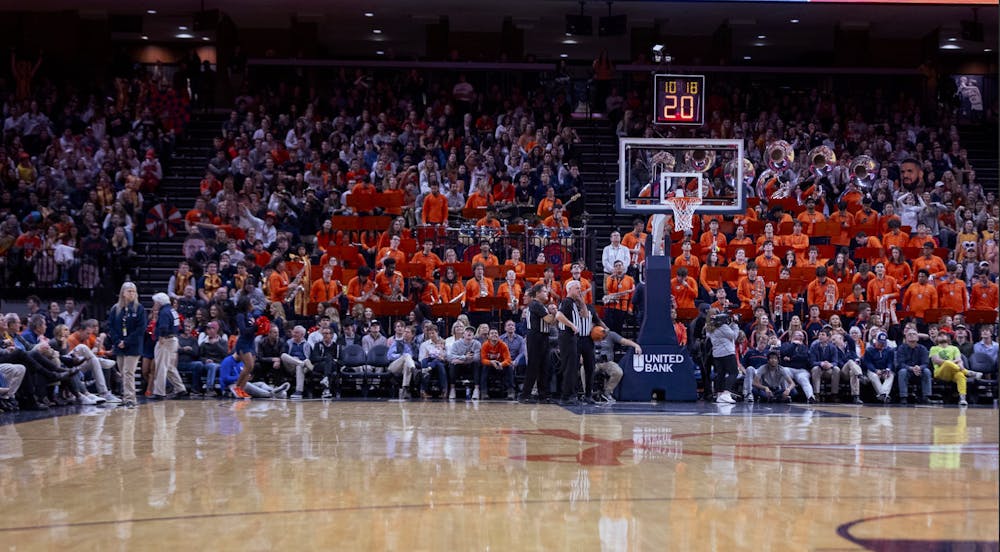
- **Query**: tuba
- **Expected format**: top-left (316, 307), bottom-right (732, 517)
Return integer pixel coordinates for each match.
top-left (724, 158), bottom-right (755, 189)
top-left (765, 140), bottom-right (794, 172)
top-left (650, 151), bottom-right (676, 173)
top-left (851, 155), bottom-right (878, 190)
top-left (683, 148), bottom-right (716, 173)
top-left (808, 146), bottom-right (836, 179)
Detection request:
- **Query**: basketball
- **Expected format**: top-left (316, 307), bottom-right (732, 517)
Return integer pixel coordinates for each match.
top-left (591, 326), bottom-right (608, 342)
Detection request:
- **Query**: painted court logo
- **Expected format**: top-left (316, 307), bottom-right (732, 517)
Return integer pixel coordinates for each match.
top-left (632, 354), bottom-right (683, 373)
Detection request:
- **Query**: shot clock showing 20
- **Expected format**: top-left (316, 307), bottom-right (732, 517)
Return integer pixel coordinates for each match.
top-left (653, 74), bottom-right (705, 127)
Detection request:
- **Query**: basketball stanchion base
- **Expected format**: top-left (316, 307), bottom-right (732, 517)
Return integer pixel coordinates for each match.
top-left (619, 255), bottom-right (698, 401)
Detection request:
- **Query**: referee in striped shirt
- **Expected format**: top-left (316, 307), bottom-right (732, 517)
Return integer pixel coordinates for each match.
top-left (555, 280), bottom-right (605, 405)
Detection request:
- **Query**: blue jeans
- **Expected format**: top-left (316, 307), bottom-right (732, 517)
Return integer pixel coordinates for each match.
top-left (178, 360), bottom-right (206, 392)
top-left (897, 366), bottom-right (932, 398)
top-left (420, 358), bottom-right (448, 393)
top-left (202, 361), bottom-right (220, 393)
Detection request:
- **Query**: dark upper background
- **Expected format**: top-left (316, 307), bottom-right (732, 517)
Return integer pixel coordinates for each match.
top-left (0, 0), bottom-right (996, 76)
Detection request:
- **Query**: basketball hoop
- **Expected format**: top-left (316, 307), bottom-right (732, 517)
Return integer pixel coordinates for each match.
top-left (664, 195), bottom-right (702, 233)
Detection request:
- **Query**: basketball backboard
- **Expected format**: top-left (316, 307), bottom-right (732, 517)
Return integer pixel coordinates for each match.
top-left (616, 138), bottom-right (749, 215)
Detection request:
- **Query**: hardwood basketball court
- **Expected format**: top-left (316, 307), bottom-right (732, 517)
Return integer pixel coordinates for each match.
top-left (0, 400), bottom-right (997, 550)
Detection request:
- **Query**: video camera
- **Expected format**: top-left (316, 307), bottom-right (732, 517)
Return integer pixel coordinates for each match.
top-left (711, 312), bottom-right (735, 326)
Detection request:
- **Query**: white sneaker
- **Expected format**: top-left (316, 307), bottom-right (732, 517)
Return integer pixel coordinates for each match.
top-left (319, 376), bottom-right (329, 387)
top-left (967, 371), bottom-right (983, 381)
top-left (273, 382), bottom-right (290, 394)
top-left (716, 393), bottom-right (736, 404)
top-left (321, 389), bottom-right (333, 399)
top-left (274, 391), bottom-right (288, 400)
top-left (290, 393), bottom-right (302, 400)
top-left (448, 388), bottom-right (456, 400)
top-left (601, 393), bottom-right (616, 404)
top-left (471, 388), bottom-right (480, 401)
top-left (78, 394), bottom-right (98, 405)
top-left (959, 395), bottom-right (968, 406)
top-left (89, 393), bottom-right (107, 404)
top-left (745, 393), bottom-right (754, 403)
top-left (102, 394), bottom-right (122, 404)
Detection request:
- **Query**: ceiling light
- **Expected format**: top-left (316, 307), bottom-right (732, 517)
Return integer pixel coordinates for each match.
top-left (757, 35), bottom-right (766, 39)
top-left (939, 44), bottom-right (961, 50)
top-left (560, 53), bottom-right (568, 58)
top-left (986, 48), bottom-right (993, 52)
top-left (754, 42), bottom-right (766, 47)
top-left (373, 29), bottom-right (382, 34)
top-left (743, 55), bottom-right (751, 60)
top-left (563, 39), bottom-right (577, 44)
top-left (947, 37), bottom-right (957, 42)
top-left (789, 19), bottom-right (799, 23)
top-left (178, 25), bottom-right (188, 30)
top-left (364, 12), bottom-right (374, 17)
top-left (201, 36), bottom-right (210, 41)
top-left (175, 33), bottom-right (194, 39)
top-left (146, 9), bottom-right (157, 15)
top-left (141, 35), bottom-right (149, 40)
top-left (565, 32), bottom-right (571, 36)
top-left (376, 50), bottom-right (385, 55)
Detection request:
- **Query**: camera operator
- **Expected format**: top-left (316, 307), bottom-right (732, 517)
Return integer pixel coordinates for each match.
top-left (705, 310), bottom-right (740, 404)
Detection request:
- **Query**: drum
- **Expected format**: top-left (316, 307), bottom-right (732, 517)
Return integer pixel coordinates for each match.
top-left (558, 228), bottom-right (575, 247)
top-left (531, 226), bottom-right (549, 248)
top-left (478, 225), bottom-right (498, 245)
top-left (458, 223), bottom-right (476, 246)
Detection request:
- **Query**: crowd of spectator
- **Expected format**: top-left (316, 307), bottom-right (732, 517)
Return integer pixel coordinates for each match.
top-left (1, 56), bottom-right (997, 410)
top-left (0, 55), bottom-right (192, 293)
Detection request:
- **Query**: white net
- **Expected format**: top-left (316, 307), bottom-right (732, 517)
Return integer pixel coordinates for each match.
top-left (664, 196), bottom-right (702, 233)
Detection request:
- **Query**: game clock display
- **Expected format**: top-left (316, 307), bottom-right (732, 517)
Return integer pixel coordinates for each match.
top-left (653, 74), bottom-right (705, 126)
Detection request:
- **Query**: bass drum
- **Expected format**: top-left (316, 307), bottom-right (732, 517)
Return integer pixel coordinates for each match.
top-left (542, 243), bottom-right (570, 267)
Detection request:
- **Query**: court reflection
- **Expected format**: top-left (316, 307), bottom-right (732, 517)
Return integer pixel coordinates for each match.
top-left (0, 401), bottom-right (994, 550)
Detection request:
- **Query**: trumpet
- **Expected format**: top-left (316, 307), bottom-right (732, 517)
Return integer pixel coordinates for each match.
top-left (808, 146), bottom-right (836, 178)
top-left (851, 155), bottom-right (878, 190)
top-left (683, 148), bottom-right (716, 173)
top-left (765, 140), bottom-right (794, 172)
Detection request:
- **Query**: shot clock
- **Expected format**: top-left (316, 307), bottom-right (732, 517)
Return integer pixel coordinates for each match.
top-left (653, 74), bottom-right (705, 127)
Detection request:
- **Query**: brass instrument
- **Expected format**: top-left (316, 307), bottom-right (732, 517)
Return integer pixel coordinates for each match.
top-left (358, 280), bottom-right (377, 303)
top-left (683, 148), bottom-right (716, 173)
top-left (389, 276), bottom-right (405, 302)
top-left (724, 158), bottom-right (755, 190)
top-left (808, 146), bottom-right (836, 178)
top-left (851, 155), bottom-right (878, 190)
top-left (751, 276), bottom-right (766, 309)
top-left (478, 278), bottom-right (489, 298)
top-left (284, 264), bottom-right (307, 303)
top-left (448, 291), bottom-right (466, 304)
top-left (650, 151), bottom-right (677, 173)
top-left (770, 176), bottom-right (794, 199)
top-left (765, 140), bottom-right (794, 172)
top-left (824, 282), bottom-right (837, 311)
top-left (602, 289), bottom-right (632, 305)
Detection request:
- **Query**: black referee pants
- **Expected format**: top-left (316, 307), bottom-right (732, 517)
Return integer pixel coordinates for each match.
top-left (558, 331), bottom-right (578, 399)
top-left (522, 333), bottom-right (549, 399)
